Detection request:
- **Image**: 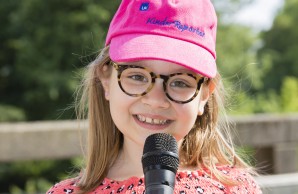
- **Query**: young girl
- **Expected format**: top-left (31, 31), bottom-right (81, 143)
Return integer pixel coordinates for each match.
top-left (47, 0), bottom-right (262, 193)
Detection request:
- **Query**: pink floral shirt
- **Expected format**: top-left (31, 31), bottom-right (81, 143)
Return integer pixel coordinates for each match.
top-left (47, 166), bottom-right (262, 194)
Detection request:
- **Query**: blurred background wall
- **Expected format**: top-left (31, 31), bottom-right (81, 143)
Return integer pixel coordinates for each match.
top-left (0, 0), bottom-right (297, 193)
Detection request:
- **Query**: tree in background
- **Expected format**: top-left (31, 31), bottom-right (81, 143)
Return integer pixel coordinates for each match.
top-left (216, 0), bottom-right (298, 114)
top-left (214, 0), bottom-right (261, 114)
top-left (253, 0), bottom-right (298, 113)
top-left (0, 0), bottom-right (26, 121)
top-left (0, 0), bottom-right (120, 121)
top-left (258, 0), bottom-right (298, 92)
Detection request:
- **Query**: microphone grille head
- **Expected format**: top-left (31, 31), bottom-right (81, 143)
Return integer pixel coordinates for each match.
top-left (142, 133), bottom-right (179, 173)
top-left (143, 133), bottom-right (178, 153)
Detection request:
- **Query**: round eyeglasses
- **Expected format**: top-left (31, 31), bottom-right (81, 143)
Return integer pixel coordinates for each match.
top-left (110, 61), bottom-right (207, 104)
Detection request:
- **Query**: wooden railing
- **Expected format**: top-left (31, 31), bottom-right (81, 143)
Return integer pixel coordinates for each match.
top-left (1, 114), bottom-right (297, 173)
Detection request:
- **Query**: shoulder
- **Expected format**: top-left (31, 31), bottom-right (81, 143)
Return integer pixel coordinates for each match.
top-left (46, 178), bottom-right (80, 194)
top-left (176, 165), bottom-right (262, 193)
top-left (173, 165), bottom-right (262, 194)
top-left (219, 165), bottom-right (262, 193)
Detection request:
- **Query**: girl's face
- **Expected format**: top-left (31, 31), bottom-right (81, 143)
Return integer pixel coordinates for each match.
top-left (102, 60), bottom-right (211, 149)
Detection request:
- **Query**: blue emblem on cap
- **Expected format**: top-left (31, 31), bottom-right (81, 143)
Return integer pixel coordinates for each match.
top-left (140, 2), bottom-right (149, 11)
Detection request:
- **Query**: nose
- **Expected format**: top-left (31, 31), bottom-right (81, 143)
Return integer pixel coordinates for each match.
top-left (141, 79), bottom-right (170, 109)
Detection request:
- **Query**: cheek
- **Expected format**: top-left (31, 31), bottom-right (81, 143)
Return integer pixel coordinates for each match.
top-left (108, 76), bottom-right (136, 131)
top-left (109, 80), bottom-right (126, 114)
top-left (181, 105), bottom-right (198, 126)
top-left (182, 98), bottom-right (200, 121)
top-left (174, 100), bottom-right (200, 140)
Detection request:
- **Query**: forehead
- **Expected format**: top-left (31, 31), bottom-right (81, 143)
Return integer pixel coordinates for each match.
top-left (118, 60), bottom-right (198, 75)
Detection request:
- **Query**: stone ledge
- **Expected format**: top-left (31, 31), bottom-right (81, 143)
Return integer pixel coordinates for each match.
top-left (255, 173), bottom-right (298, 194)
top-left (0, 114), bottom-right (297, 162)
top-left (0, 120), bottom-right (87, 161)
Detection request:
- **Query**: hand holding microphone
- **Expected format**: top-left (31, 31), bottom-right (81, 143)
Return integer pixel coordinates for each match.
top-left (142, 133), bottom-right (179, 194)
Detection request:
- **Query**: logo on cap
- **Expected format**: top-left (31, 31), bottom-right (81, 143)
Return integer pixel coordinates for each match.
top-left (140, 2), bottom-right (149, 11)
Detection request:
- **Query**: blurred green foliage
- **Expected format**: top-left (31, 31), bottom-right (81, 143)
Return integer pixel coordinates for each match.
top-left (0, 104), bottom-right (26, 121)
top-left (258, 0), bottom-right (298, 93)
top-left (0, 0), bottom-right (297, 193)
top-left (217, 0), bottom-right (298, 114)
top-left (0, 158), bottom-right (80, 193)
top-left (0, 0), bottom-right (119, 121)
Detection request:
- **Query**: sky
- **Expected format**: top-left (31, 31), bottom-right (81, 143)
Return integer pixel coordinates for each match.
top-left (233, 0), bottom-right (284, 31)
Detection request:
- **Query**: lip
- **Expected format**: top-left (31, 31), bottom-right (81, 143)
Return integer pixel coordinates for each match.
top-left (133, 114), bottom-right (173, 130)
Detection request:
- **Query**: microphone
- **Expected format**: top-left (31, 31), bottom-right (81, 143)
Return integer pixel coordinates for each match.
top-left (142, 133), bottom-right (179, 194)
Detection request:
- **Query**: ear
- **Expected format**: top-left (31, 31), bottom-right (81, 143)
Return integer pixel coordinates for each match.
top-left (198, 79), bottom-right (216, 115)
top-left (101, 78), bottom-right (110, 100)
top-left (98, 65), bottom-right (111, 100)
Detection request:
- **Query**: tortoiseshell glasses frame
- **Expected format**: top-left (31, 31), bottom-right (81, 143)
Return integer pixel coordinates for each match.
top-left (110, 61), bottom-right (207, 104)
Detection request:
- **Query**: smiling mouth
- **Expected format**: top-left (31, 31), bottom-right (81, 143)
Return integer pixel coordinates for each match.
top-left (135, 115), bottom-right (171, 125)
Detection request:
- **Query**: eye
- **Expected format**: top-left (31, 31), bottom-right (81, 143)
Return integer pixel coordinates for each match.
top-left (128, 74), bottom-right (148, 82)
top-left (170, 80), bottom-right (191, 88)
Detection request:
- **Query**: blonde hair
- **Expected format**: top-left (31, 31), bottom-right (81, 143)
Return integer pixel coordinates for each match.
top-left (76, 46), bottom-right (253, 193)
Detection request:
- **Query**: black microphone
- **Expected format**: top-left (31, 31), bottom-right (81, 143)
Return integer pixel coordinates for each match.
top-left (142, 133), bottom-right (179, 194)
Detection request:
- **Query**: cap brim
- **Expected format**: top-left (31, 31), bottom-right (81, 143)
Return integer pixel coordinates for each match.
top-left (109, 34), bottom-right (216, 78)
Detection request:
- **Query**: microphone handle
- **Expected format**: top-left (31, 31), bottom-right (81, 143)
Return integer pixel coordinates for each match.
top-left (146, 185), bottom-right (174, 194)
top-left (145, 168), bottom-right (176, 194)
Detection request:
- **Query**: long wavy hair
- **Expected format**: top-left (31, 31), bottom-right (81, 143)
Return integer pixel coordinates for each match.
top-left (75, 46), bottom-right (253, 193)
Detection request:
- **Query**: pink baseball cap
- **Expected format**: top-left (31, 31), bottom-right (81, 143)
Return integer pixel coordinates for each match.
top-left (105, 0), bottom-right (217, 78)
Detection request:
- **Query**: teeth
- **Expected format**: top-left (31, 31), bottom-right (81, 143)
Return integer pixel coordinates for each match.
top-left (138, 115), bottom-right (146, 122)
top-left (136, 115), bottom-right (168, 125)
top-left (145, 117), bottom-right (152, 123)
top-left (153, 119), bottom-right (160, 124)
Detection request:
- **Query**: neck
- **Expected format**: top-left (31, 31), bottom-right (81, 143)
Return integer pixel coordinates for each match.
top-left (107, 138), bottom-right (144, 181)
